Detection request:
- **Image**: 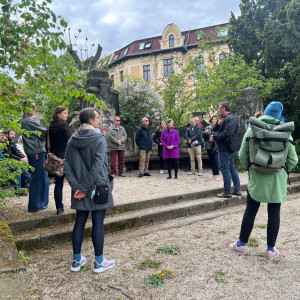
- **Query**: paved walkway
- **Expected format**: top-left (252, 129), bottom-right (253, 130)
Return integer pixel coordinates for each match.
top-left (1, 169), bottom-right (250, 223)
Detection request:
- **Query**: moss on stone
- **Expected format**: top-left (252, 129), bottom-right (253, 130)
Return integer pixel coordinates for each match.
top-left (0, 221), bottom-right (15, 244)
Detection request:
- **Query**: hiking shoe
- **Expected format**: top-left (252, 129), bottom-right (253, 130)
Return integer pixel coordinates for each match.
top-left (138, 173), bottom-right (144, 178)
top-left (187, 172), bottom-right (195, 175)
top-left (93, 257), bottom-right (115, 273)
top-left (144, 173), bottom-right (151, 176)
top-left (159, 170), bottom-right (164, 174)
top-left (217, 192), bottom-right (232, 198)
top-left (266, 248), bottom-right (280, 260)
top-left (232, 190), bottom-right (242, 196)
top-left (167, 176), bottom-right (172, 179)
top-left (215, 175), bottom-right (220, 181)
top-left (119, 174), bottom-right (127, 177)
top-left (197, 172), bottom-right (202, 176)
top-left (229, 241), bottom-right (246, 255)
top-left (70, 256), bottom-right (87, 272)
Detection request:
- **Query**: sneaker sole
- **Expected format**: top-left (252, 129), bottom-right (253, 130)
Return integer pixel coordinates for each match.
top-left (93, 263), bottom-right (115, 273)
top-left (229, 245), bottom-right (246, 255)
top-left (70, 260), bottom-right (87, 272)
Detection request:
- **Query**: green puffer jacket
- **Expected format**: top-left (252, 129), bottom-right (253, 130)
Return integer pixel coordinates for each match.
top-left (238, 115), bottom-right (298, 203)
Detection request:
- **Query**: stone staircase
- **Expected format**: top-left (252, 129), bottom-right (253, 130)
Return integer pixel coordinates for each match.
top-left (9, 176), bottom-right (300, 252)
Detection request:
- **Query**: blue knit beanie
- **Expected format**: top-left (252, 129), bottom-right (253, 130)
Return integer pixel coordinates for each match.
top-left (264, 101), bottom-right (283, 119)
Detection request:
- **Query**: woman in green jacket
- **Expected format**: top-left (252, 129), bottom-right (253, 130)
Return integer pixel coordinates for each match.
top-left (229, 102), bottom-right (298, 259)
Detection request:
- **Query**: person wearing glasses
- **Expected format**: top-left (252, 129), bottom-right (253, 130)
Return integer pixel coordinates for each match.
top-left (107, 116), bottom-right (127, 177)
top-left (136, 117), bottom-right (152, 178)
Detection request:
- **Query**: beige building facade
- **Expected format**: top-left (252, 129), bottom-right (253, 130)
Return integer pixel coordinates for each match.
top-left (106, 23), bottom-right (230, 88)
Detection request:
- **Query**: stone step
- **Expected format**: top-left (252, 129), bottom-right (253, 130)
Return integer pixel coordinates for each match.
top-left (13, 181), bottom-right (300, 251)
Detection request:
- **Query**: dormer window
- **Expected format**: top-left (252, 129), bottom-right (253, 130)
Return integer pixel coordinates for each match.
top-left (217, 28), bottom-right (228, 38)
top-left (139, 42), bottom-right (145, 50)
top-left (169, 34), bottom-right (174, 47)
top-left (124, 47), bottom-right (129, 55)
top-left (144, 41), bottom-right (152, 49)
top-left (114, 53), bottom-right (120, 60)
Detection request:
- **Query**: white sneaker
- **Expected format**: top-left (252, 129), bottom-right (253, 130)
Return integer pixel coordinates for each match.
top-left (159, 170), bottom-right (164, 174)
top-left (215, 175), bottom-right (220, 181)
top-left (93, 257), bottom-right (115, 273)
top-left (197, 172), bottom-right (202, 176)
top-left (70, 256), bottom-right (87, 272)
top-left (187, 172), bottom-right (195, 175)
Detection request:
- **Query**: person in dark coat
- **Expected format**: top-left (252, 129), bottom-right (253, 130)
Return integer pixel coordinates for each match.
top-left (21, 100), bottom-right (49, 212)
top-left (153, 121), bottom-right (166, 174)
top-left (135, 117), bottom-right (152, 177)
top-left (64, 108), bottom-right (115, 273)
top-left (161, 119), bottom-right (180, 179)
top-left (49, 106), bottom-right (72, 215)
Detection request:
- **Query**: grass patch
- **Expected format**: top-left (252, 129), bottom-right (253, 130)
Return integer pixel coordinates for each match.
top-left (218, 230), bottom-right (227, 234)
top-left (145, 268), bottom-right (175, 288)
top-left (215, 271), bottom-right (228, 284)
top-left (255, 224), bottom-right (267, 229)
top-left (137, 258), bottom-right (161, 269)
top-left (156, 245), bottom-right (181, 255)
top-left (247, 237), bottom-right (259, 247)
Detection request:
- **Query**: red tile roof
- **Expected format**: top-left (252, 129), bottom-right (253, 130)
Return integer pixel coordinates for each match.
top-left (109, 23), bottom-right (229, 66)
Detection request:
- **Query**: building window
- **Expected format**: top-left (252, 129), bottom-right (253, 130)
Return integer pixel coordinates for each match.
top-left (111, 75), bottom-right (114, 85)
top-left (169, 34), bottom-right (174, 47)
top-left (124, 47), bottom-right (129, 55)
top-left (139, 42), bottom-right (145, 50)
top-left (219, 53), bottom-right (229, 62)
top-left (144, 41), bottom-right (152, 49)
top-left (143, 65), bottom-right (150, 82)
top-left (120, 71), bottom-right (124, 83)
top-left (217, 28), bottom-right (228, 38)
top-left (164, 58), bottom-right (174, 77)
top-left (197, 57), bottom-right (204, 72)
top-left (114, 53), bottom-right (120, 60)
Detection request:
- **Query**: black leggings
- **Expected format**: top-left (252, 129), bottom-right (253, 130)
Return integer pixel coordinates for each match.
top-left (239, 192), bottom-right (281, 247)
top-left (72, 210), bottom-right (106, 256)
top-left (166, 158), bottom-right (178, 177)
top-left (159, 157), bottom-right (164, 170)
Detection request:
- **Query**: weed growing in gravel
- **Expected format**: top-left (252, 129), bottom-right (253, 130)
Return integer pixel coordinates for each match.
top-left (255, 224), bottom-right (267, 229)
top-left (79, 266), bottom-right (91, 272)
top-left (137, 258), bottom-right (161, 269)
top-left (247, 237), bottom-right (259, 247)
top-left (218, 230), bottom-right (227, 234)
top-left (18, 250), bottom-right (30, 264)
top-left (295, 209), bottom-right (300, 215)
top-left (215, 271), bottom-right (228, 283)
top-left (156, 245), bottom-right (181, 255)
top-left (145, 268), bottom-right (175, 287)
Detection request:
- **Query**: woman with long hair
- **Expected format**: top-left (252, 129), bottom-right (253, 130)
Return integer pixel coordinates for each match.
top-left (153, 120), bottom-right (167, 174)
top-left (49, 106), bottom-right (72, 215)
top-left (161, 119), bottom-right (180, 179)
top-left (64, 108), bottom-right (115, 273)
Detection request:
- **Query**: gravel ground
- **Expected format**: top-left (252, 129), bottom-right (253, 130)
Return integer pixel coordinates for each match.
top-left (2, 194), bottom-right (300, 300)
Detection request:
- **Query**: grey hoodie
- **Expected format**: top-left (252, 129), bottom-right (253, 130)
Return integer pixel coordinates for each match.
top-left (64, 128), bottom-right (114, 211)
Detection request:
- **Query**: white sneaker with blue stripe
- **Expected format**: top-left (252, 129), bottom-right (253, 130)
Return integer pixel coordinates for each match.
top-left (70, 256), bottom-right (87, 272)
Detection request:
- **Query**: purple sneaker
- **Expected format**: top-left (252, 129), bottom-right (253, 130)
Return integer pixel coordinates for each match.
top-left (229, 241), bottom-right (246, 255)
top-left (266, 248), bottom-right (280, 260)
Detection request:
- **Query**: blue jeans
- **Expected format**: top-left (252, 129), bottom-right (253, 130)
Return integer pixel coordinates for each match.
top-left (27, 153), bottom-right (49, 212)
top-left (218, 151), bottom-right (240, 194)
top-left (72, 210), bottom-right (106, 256)
top-left (13, 167), bottom-right (31, 189)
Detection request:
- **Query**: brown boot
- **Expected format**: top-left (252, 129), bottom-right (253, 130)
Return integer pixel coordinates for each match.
top-left (217, 192), bottom-right (232, 198)
top-left (232, 190), bottom-right (242, 196)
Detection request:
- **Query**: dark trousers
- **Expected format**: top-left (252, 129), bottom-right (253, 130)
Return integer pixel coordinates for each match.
top-left (239, 192), bottom-right (281, 247)
top-left (207, 149), bottom-right (219, 175)
top-left (110, 150), bottom-right (125, 175)
top-left (166, 158), bottom-right (178, 177)
top-left (27, 153), bottom-right (49, 212)
top-left (14, 167), bottom-right (31, 189)
top-left (54, 175), bottom-right (65, 209)
top-left (159, 157), bottom-right (164, 170)
top-left (72, 210), bottom-right (106, 256)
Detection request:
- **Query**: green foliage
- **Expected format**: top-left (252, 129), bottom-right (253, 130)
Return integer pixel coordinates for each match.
top-left (137, 258), bottom-right (161, 269)
top-left (215, 271), bottom-right (228, 284)
top-left (236, 164), bottom-right (247, 173)
top-left (117, 76), bottom-right (163, 129)
top-left (229, 0), bottom-right (300, 139)
top-left (156, 245), bottom-right (181, 255)
top-left (18, 250), bottom-right (30, 264)
top-left (145, 269), bottom-right (175, 288)
top-left (255, 224), bottom-right (267, 229)
top-left (247, 237), bottom-right (259, 247)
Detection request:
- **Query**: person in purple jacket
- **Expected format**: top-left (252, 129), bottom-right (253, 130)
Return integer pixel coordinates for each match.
top-left (161, 119), bottom-right (180, 179)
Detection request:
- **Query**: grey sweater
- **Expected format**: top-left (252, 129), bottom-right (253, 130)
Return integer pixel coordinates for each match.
top-left (21, 114), bottom-right (47, 155)
top-left (64, 128), bottom-right (114, 211)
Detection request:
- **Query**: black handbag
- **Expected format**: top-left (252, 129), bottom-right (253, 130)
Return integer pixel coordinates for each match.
top-left (93, 184), bottom-right (110, 204)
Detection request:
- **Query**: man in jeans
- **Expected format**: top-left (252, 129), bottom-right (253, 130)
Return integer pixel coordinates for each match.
top-left (135, 117), bottom-right (152, 178)
top-left (211, 102), bottom-right (241, 198)
top-left (107, 116), bottom-right (127, 177)
top-left (186, 118), bottom-right (203, 176)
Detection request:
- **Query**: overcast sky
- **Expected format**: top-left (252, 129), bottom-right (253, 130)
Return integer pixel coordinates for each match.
top-left (51, 0), bottom-right (241, 57)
